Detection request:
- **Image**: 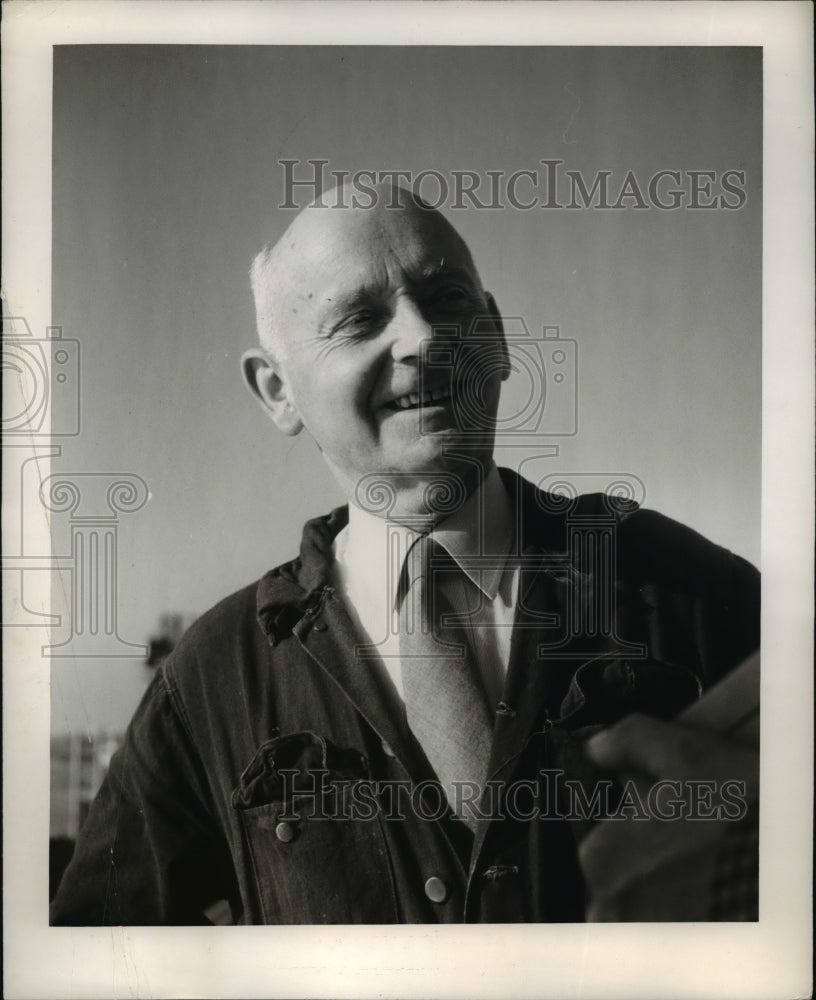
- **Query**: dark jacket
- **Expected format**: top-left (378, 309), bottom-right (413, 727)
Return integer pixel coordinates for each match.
top-left (50, 470), bottom-right (760, 925)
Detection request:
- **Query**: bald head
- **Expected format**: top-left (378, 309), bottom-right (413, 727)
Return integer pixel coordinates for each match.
top-left (242, 179), bottom-right (507, 515)
top-left (250, 183), bottom-right (480, 357)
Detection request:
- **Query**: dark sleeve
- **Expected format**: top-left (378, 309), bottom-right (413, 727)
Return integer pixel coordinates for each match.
top-left (50, 665), bottom-right (237, 926)
top-left (617, 506), bottom-right (760, 689)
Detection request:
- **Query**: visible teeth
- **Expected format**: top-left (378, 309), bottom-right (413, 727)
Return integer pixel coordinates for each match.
top-left (392, 387), bottom-right (450, 409)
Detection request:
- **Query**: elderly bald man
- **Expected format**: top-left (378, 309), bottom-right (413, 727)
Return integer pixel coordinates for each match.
top-left (243, 182), bottom-right (506, 518)
top-left (51, 185), bottom-right (760, 925)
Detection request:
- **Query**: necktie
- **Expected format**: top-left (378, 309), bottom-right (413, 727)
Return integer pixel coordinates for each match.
top-left (399, 534), bottom-right (495, 830)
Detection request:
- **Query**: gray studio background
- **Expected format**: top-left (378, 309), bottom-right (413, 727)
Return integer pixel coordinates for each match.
top-left (51, 45), bottom-right (761, 737)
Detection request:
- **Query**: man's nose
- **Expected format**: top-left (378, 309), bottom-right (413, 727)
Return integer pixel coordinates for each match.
top-left (387, 297), bottom-right (435, 364)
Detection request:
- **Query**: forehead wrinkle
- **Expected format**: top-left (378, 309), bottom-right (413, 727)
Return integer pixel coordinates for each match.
top-left (314, 254), bottom-right (394, 314)
top-left (415, 262), bottom-right (480, 285)
top-left (375, 225), bottom-right (481, 296)
top-left (387, 222), bottom-right (482, 291)
top-left (252, 185), bottom-right (483, 350)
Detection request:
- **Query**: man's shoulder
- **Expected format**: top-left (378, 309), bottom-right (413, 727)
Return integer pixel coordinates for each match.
top-left (606, 498), bottom-right (759, 587)
top-left (503, 468), bottom-right (758, 582)
top-left (166, 503), bottom-right (348, 686)
top-left (164, 557), bottom-right (303, 679)
top-left (173, 580), bottom-right (262, 655)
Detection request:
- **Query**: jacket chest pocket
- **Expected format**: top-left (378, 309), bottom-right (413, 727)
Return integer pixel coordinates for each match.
top-left (232, 731), bottom-right (397, 924)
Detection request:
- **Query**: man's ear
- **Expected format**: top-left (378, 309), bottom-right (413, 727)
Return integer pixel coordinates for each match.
top-left (485, 292), bottom-right (511, 381)
top-left (241, 348), bottom-right (303, 436)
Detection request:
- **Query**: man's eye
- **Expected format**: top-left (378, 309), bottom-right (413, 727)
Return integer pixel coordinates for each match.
top-left (431, 286), bottom-right (472, 311)
top-left (338, 311), bottom-right (382, 334)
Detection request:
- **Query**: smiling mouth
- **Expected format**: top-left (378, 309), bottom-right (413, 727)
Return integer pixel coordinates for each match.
top-left (385, 386), bottom-right (453, 411)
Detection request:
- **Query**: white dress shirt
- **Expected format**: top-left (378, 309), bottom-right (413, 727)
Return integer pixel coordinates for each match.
top-left (332, 465), bottom-right (518, 708)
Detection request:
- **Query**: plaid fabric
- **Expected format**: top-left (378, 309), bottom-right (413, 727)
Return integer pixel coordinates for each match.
top-left (707, 800), bottom-right (759, 920)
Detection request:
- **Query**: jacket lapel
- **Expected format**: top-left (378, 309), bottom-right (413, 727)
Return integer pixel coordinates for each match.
top-left (255, 473), bottom-right (642, 828)
top-left (295, 588), bottom-right (437, 781)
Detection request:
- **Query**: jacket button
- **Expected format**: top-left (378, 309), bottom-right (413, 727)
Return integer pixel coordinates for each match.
top-left (275, 821), bottom-right (295, 843)
top-left (424, 876), bottom-right (448, 904)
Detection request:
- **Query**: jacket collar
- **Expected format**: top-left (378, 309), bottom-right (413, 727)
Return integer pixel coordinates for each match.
top-left (255, 468), bottom-right (636, 644)
top-left (256, 503), bottom-right (348, 645)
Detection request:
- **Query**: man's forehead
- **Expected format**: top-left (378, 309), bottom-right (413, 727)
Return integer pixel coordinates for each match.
top-left (253, 185), bottom-right (482, 338)
top-left (280, 193), bottom-right (471, 276)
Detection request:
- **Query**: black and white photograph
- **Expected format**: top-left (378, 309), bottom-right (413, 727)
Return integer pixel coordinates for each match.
top-left (2, 3), bottom-right (813, 998)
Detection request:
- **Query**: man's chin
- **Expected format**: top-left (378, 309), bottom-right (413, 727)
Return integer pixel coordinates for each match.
top-left (381, 438), bottom-right (495, 483)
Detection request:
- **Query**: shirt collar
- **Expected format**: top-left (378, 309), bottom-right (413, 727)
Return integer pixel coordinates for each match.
top-left (429, 464), bottom-right (513, 599)
top-left (340, 464), bottom-right (513, 606)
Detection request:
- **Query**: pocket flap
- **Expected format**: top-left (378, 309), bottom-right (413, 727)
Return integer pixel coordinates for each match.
top-left (231, 731), bottom-right (367, 809)
top-left (558, 657), bottom-right (702, 727)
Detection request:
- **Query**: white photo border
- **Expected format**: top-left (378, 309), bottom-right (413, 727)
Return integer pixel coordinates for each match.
top-left (2, 2), bottom-right (813, 998)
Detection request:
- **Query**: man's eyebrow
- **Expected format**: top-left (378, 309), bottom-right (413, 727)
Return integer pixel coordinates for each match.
top-left (314, 284), bottom-right (386, 335)
top-left (319, 284), bottom-right (384, 317)
top-left (316, 266), bottom-right (477, 328)
top-left (414, 264), bottom-right (476, 285)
